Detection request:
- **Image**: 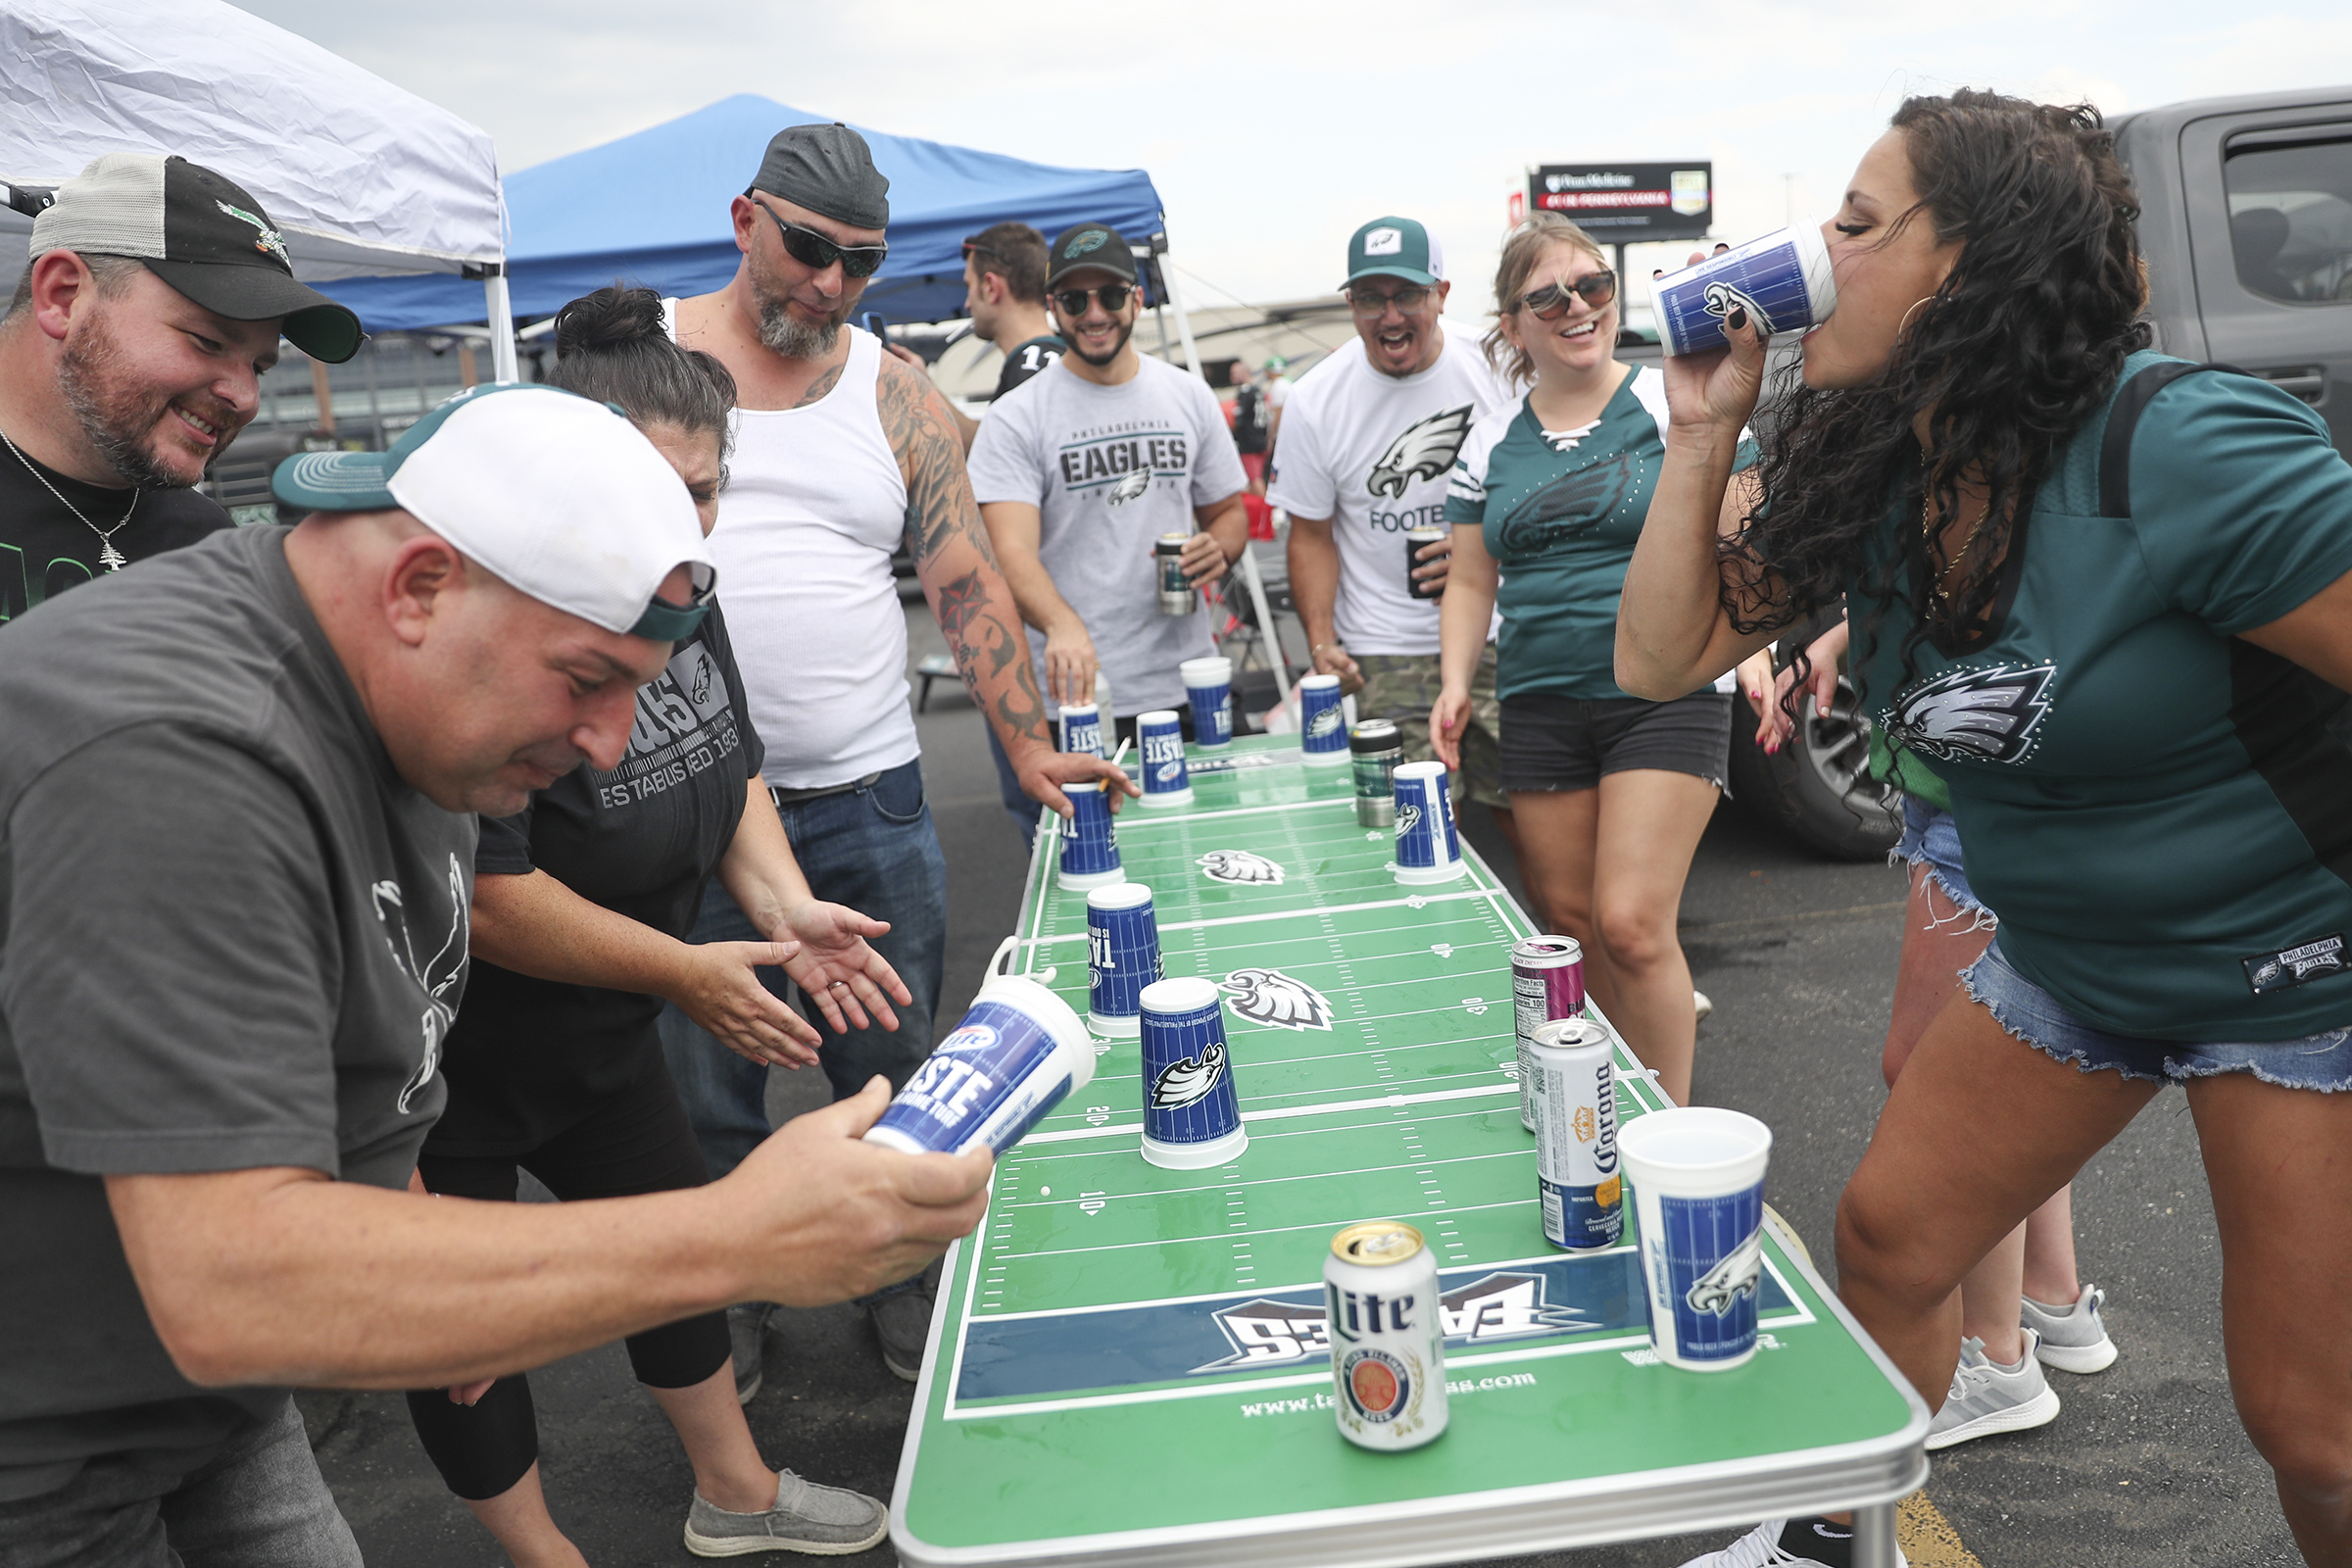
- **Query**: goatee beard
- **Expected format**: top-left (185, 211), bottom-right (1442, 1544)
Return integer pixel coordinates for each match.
top-left (758, 298), bottom-right (839, 360)
top-left (57, 315), bottom-right (202, 489)
top-left (1071, 318), bottom-right (1134, 368)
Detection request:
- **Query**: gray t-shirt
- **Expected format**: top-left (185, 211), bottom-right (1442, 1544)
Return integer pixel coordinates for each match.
top-left (967, 355), bottom-right (1250, 716)
top-left (0, 525), bottom-right (473, 1497)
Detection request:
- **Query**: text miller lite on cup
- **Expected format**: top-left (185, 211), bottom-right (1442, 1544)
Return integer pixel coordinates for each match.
top-left (1391, 760), bottom-right (1466, 884)
top-left (1648, 222), bottom-right (1837, 359)
top-left (1618, 1106), bottom-right (1774, 1371)
top-left (1297, 673), bottom-right (1348, 765)
top-left (1058, 701), bottom-right (1103, 759)
top-left (1325, 1221), bottom-right (1447, 1451)
top-left (1138, 976), bottom-right (1248, 1169)
top-left (1137, 710), bottom-right (1194, 808)
top-left (1086, 881), bottom-right (1162, 1038)
top-left (863, 977), bottom-right (1096, 1156)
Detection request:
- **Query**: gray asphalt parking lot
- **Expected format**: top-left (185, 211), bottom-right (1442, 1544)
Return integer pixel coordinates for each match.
top-left (312, 597), bottom-right (2297, 1567)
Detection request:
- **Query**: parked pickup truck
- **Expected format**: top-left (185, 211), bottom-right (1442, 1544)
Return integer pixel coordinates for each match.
top-left (1719, 84), bottom-right (2352, 859)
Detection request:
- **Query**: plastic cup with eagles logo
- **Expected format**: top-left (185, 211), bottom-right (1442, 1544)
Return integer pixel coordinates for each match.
top-left (1391, 760), bottom-right (1466, 884)
top-left (1056, 780), bottom-right (1125, 892)
top-left (1619, 1106), bottom-right (1773, 1371)
top-left (1179, 657), bottom-right (1234, 748)
top-left (1297, 673), bottom-right (1348, 765)
top-left (1085, 882), bottom-right (1161, 1037)
top-left (1136, 710), bottom-right (1194, 808)
top-left (1648, 221), bottom-right (1836, 359)
top-left (1137, 976), bottom-right (1247, 1169)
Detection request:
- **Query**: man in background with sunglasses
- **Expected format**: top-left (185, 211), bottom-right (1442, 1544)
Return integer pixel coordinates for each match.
top-left (920, 222), bottom-right (1067, 454)
top-left (1267, 217), bottom-right (1528, 895)
top-left (665, 123), bottom-right (1124, 1388)
top-left (967, 221), bottom-right (1250, 848)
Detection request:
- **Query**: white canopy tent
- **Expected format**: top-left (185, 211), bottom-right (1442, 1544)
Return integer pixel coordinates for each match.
top-left (0, 0), bottom-right (512, 377)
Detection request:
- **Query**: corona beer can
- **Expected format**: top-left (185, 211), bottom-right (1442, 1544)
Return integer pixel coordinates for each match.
top-left (1138, 977), bottom-right (1247, 1168)
top-left (1529, 1017), bottom-right (1623, 1250)
top-left (1136, 710), bottom-right (1194, 808)
top-left (1059, 702), bottom-right (1103, 759)
top-left (1155, 533), bottom-right (1193, 615)
top-left (1086, 882), bottom-right (1161, 1037)
top-left (1391, 760), bottom-right (1464, 883)
top-left (1324, 1221), bottom-right (1447, 1451)
top-left (1403, 525), bottom-right (1448, 601)
top-left (1298, 673), bottom-right (1348, 765)
top-left (1349, 720), bottom-right (1401, 828)
top-left (1511, 937), bottom-right (1587, 1131)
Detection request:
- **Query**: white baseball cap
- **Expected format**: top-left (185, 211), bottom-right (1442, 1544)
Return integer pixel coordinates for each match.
top-left (271, 384), bottom-right (713, 640)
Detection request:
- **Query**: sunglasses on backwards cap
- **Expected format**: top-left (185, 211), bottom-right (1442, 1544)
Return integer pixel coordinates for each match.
top-left (753, 198), bottom-right (889, 278)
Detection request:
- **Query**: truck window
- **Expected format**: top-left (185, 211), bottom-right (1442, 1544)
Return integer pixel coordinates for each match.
top-left (2224, 131), bottom-right (2352, 305)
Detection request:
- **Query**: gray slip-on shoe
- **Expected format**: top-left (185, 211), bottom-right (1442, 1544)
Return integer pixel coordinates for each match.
top-left (684, 1470), bottom-right (888, 1557)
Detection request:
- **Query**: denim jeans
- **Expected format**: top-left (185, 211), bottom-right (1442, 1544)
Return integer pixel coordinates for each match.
top-left (986, 706), bottom-right (1195, 853)
top-left (659, 757), bottom-right (947, 1182)
top-left (0, 1396), bottom-right (360, 1568)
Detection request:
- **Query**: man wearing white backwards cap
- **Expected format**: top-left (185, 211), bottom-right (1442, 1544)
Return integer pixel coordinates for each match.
top-left (0, 383), bottom-right (993, 1562)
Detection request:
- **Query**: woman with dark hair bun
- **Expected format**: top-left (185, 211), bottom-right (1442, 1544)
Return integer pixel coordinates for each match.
top-left (404, 283), bottom-right (906, 1562)
top-left (1621, 93), bottom-right (2352, 1565)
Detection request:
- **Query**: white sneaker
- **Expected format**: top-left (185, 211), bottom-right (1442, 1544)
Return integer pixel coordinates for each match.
top-left (2023, 1282), bottom-right (2118, 1374)
top-left (1925, 1332), bottom-right (2061, 1449)
top-left (1694, 989), bottom-right (1714, 1024)
top-left (1676, 1516), bottom-right (1906, 1567)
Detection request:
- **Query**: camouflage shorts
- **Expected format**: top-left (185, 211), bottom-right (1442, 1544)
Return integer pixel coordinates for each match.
top-left (1351, 647), bottom-right (1506, 808)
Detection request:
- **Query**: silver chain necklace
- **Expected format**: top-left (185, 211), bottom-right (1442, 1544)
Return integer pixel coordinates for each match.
top-left (0, 425), bottom-right (139, 570)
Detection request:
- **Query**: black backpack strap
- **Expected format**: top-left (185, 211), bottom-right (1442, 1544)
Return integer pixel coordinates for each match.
top-left (2098, 361), bottom-right (2246, 517)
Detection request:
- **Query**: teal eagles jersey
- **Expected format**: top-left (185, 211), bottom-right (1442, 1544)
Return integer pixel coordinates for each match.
top-left (1849, 353), bottom-right (2352, 1041)
top-left (1446, 367), bottom-right (1755, 701)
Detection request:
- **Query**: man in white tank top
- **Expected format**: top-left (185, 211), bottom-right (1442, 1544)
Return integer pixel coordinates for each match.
top-left (658, 123), bottom-right (1126, 1388)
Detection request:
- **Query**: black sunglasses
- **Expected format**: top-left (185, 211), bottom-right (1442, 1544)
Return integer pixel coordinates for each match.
top-left (756, 201), bottom-right (888, 278)
top-left (1518, 270), bottom-right (1616, 319)
top-left (1054, 284), bottom-right (1133, 317)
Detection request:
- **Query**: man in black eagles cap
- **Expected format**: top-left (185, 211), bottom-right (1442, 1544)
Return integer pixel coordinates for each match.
top-left (0, 153), bottom-right (362, 620)
top-left (664, 122), bottom-right (1128, 1390)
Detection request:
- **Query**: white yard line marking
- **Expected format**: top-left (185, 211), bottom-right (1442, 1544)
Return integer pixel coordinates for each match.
top-left (1021, 1082), bottom-right (1519, 1146)
top-left (1011, 888), bottom-right (1503, 948)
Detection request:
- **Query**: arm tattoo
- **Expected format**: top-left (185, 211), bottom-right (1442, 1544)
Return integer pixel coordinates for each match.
top-left (877, 354), bottom-right (999, 568)
top-left (934, 568), bottom-right (1048, 746)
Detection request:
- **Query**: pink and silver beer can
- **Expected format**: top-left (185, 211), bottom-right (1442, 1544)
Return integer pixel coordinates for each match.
top-left (1511, 937), bottom-right (1586, 1133)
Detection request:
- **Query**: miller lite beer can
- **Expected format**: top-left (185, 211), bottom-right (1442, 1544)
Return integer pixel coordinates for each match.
top-left (1511, 937), bottom-right (1587, 1132)
top-left (1138, 977), bottom-right (1248, 1169)
top-left (1137, 710), bottom-right (1194, 808)
top-left (1297, 672), bottom-right (1348, 765)
top-left (1403, 525), bottom-right (1447, 601)
top-left (1155, 533), bottom-right (1193, 615)
top-left (1528, 1017), bottom-right (1623, 1250)
top-left (1324, 1221), bottom-right (1447, 1451)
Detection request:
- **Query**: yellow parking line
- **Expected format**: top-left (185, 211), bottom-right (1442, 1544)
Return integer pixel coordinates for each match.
top-left (1897, 1492), bottom-right (1983, 1568)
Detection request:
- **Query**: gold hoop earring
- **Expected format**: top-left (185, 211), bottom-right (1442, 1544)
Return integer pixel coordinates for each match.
top-left (1897, 296), bottom-right (1935, 336)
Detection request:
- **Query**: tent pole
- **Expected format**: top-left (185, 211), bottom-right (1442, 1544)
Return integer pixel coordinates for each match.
top-left (1235, 547), bottom-right (1293, 714)
top-left (484, 270), bottom-right (518, 383)
top-left (1156, 247), bottom-right (1206, 381)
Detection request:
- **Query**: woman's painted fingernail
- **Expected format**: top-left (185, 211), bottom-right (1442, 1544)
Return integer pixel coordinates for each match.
top-left (1728, 307), bottom-right (1747, 331)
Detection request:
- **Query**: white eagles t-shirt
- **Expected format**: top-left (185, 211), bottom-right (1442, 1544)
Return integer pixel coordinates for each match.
top-left (968, 356), bottom-right (1250, 717)
top-left (1265, 328), bottom-right (1517, 657)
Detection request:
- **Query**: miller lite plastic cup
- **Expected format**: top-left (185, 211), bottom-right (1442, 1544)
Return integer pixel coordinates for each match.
top-left (863, 977), bottom-right (1096, 1156)
top-left (1138, 976), bottom-right (1248, 1169)
top-left (1180, 657), bottom-right (1235, 748)
top-left (1136, 710), bottom-right (1194, 808)
top-left (1391, 760), bottom-right (1466, 884)
top-left (1086, 882), bottom-right (1162, 1038)
top-left (1648, 222), bottom-right (1837, 358)
top-left (1059, 702), bottom-right (1103, 759)
top-left (1057, 780), bottom-right (1125, 891)
top-left (1297, 673), bottom-right (1348, 765)
top-left (1619, 1106), bottom-right (1774, 1371)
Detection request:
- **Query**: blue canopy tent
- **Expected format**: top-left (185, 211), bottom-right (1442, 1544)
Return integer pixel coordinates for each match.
top-left (318, 93), bottom-right (1173, 334)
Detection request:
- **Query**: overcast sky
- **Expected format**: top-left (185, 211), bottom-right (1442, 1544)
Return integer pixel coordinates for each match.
top-left (231, 0), bottom-right (2352, 316)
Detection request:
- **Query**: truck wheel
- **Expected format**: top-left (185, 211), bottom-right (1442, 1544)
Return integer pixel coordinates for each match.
top-left (1727, 665), bottom-right (1901, 862)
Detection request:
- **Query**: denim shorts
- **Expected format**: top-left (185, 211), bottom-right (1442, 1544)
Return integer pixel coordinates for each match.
top-left (1894, 795), bottom-right (1986, 918)
top-left (1498, 689), bottom-right (1731, 794)
top-left (1964, 940), bottom-right (2352, 1091)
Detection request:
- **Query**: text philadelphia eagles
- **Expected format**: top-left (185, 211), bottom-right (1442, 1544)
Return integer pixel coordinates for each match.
top-left (1057, 435), bottom-right (1190, 486)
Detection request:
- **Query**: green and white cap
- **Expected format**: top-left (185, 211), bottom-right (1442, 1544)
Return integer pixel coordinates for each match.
top-left (272, 384), bottom-right (714, 641)
top-left (1342, 216), bottom-right (1445, 289)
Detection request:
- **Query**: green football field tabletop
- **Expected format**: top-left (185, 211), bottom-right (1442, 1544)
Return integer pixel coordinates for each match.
top-left (892, 733), bottom-right (1928, 1567)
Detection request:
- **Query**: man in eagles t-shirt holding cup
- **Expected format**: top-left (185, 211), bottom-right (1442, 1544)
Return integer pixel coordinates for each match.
top-left (969, 221), bottom-right (1251, 848)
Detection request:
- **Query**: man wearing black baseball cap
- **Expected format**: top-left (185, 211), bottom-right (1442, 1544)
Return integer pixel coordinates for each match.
top-left (0, 152), bottom-right (361, 619)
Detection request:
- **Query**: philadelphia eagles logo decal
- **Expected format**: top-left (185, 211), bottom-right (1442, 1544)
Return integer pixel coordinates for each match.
top-left (1198, 849), bottom-right (1285, 885)
top-left (1396, 802), bottom-right (1422, 838)
top-left (1495, 455), bottom-right (1633, 557)
top-left (1151, 1040), bottom-right (1228, 1109)
top-left (1883, 662), bottom-right (2055, 765)
top-left (1686, 1229), bottom-right (1764, 1316)
top-left (1366, 404), bottom-right (1474, 499)
top-left (1220, 968), bottom-right (1334, 1030)
top-left (215, 199), bottom-right (290, 268)
top-left (1104, 468), bottom-right (1152, 505)
top-left (1701, 280), bottom-right (1772, 334)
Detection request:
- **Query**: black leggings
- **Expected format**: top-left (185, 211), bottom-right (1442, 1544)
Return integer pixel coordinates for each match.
top-left (403, 1066), bottom-right (731, 1500)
